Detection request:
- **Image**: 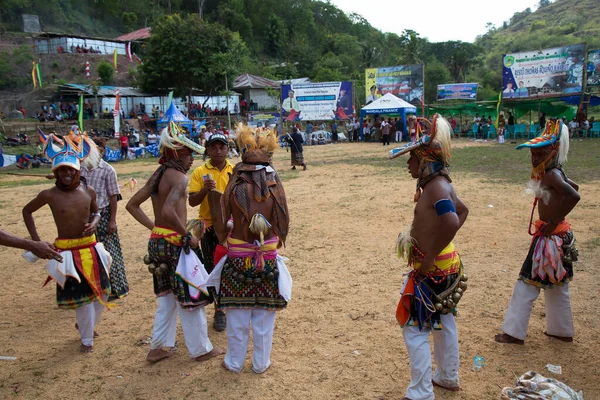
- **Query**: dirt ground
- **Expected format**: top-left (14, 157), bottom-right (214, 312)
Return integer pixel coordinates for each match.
top-left (0, 141), bottom-right (598, 399)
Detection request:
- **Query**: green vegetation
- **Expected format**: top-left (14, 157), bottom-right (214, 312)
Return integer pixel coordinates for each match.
top-left (1, 0), bottom-right (599, 103)
top-left (96, 61), bottom-right (114, 85)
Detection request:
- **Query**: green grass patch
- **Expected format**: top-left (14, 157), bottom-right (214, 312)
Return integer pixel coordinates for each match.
top-left (0, 179), bottom-right (49, 189)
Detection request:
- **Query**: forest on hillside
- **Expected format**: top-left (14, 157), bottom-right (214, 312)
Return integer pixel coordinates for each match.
top-left (1, 0), bottom-right (599, 104)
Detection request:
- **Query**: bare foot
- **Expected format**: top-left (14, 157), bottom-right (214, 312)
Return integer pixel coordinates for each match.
top-left (544, 332), bottom-right (573, 342)
top-left (494, 333), bottom-right (524, 345)
top-left (75, 323), bottom-right (99, 338)
top-left (80, 344), bottom-right (93, 353)
top-left (146, 349), bottom-right (174, 363)
top-left (433, 380), bottom-right (460, 391)
top-left (195, 347), bottom-right (225, 362)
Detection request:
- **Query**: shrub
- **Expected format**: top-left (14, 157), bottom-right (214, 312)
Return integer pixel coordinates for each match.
top-left (97, 61), bottom-right (114, 85)
top-left (52, 60), bottom-right (59, 68)
top-left (530, 20), bottom-right (546, 32)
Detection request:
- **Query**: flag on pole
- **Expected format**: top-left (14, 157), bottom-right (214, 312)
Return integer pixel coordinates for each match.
top-left (126, 42), bottom-right (133, 62)
top-left (133, 53), bottom-right (142, 64)
top-left (113, 49), bottom-right (118, 71)
top-left (85, 60), bottom-right (90, 79)
top-left (113, 88), bottom-right (121, 139)
top-left (167, 91), bottom-right (174, 108)
top-left (495, 91), bottom-right (502, 129)
top-left (78, 93), bottom-right (84, 132)
top-left (35, 61), bottom-right (43, 88)
top-left (32, 61), bottom-right (37, 89)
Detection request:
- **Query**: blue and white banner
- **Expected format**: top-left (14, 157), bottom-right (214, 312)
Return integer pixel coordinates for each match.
top-left (502, 44), bottom-right (585, 100)
top-left (281, 81), bottom-right (352, 121)
top-left (437, 83), bottom-right (478, 101)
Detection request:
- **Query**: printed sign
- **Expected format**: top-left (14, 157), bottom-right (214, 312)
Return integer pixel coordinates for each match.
top-left (365, 65), bottom-right (423, 106)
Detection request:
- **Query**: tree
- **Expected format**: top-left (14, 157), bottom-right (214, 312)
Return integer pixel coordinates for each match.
top-left (97, 61), bottom-right (114, 85)
top-left (538, 0), bottom-right (551, 7)
top-left (138, 14), bottom-right (249, 98)
top-left (424, 59), bottom-right (451, 104)
top-left (266, 14), bottom-right (286, 57)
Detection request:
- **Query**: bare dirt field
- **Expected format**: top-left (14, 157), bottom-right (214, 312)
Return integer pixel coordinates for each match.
top-left (0, 140), bottom-right (598, 399)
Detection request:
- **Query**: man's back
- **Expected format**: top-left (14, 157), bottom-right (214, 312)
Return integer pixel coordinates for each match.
top-left (151, 168), bottom-right (187, 230)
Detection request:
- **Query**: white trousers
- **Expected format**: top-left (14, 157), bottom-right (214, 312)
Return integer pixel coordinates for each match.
top-left (76, 295), bottom-right (107, 346)
top-left (150, 293), bottom-right (213, 358)
top-left (402, 314), bottom-right (460, 400)
top-left (502, 280), bottom-right (574, 341)
top-left (224, 308), bottom-right (276, 373)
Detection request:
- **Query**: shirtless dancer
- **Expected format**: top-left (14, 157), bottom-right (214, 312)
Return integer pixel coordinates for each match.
top-left (23, 134), bottom-right (111, 353)
top-left (127, 125), bottom-right (224, 362)
top-left (391, 115), bottom-right (469, 400)
top-left (496, 120), bottom-right (580, 345)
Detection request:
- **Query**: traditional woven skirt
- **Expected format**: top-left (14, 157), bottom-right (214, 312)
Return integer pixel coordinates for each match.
top-left (519, 231), bottom-right (577, 289)
top-left (96, 205), bottom-right (129, 300)
top-left (148, 234), bottom-right (212, 309)
top-left (291, 151), bottom-right (304, 166)
top-left (218, 256), bottom-right (287, 311)
top-left (52, 236), bottom-right (112, 309)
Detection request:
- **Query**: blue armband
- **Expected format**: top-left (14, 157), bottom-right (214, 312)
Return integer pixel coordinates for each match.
top-left (434, 199), bottom-right (456, 216)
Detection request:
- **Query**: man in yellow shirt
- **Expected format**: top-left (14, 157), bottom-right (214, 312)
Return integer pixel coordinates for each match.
top-left (189, 133), bottom-right (234, 331)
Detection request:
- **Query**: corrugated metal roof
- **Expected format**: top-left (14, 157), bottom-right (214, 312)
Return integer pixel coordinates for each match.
top-left (60, 84), bottom-right (147, 97)
top-left (234, 74), bottom-right (280, 89)
top-left (115, 28), bottom-right (152, 41)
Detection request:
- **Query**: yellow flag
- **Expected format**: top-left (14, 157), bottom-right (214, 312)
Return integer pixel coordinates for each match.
top-left (113, 49), bottom-right (117, 71)
top-left (32, 61), bottom-right (37, 89)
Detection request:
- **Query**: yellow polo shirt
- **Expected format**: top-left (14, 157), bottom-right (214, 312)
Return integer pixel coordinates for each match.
top-left (189, 159), bottom-right (234, 226)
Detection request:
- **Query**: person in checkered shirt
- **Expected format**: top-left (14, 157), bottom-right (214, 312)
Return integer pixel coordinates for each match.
top-left (80, 139), bottom-right (129, 300)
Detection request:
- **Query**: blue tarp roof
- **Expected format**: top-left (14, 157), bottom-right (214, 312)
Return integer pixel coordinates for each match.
top-left (157, 102), bottom-right (192, 133)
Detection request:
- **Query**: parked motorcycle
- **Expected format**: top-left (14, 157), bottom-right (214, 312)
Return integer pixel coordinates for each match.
top-left (4, 133), bottom-right (29, 146)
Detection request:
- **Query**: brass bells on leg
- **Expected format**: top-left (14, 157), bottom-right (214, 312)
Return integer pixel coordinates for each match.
top-left (143, 254), bottom-right (169, 276)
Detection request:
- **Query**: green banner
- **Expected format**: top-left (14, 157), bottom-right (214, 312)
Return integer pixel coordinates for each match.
top-left (78, 93), bottom-right (84, 132)
top-left (36, 62), bottom-right (43, 88)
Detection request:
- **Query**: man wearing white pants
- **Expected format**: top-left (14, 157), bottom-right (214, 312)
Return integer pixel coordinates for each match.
top-left (391, 115), bottom-right (469, 400)
top-left (495, 121), bottom-right (579, 345)
top-left (225, 308), bottom-right (276, 373)
top-left (217, 127), bottom-right (291, 374)
top-left (501, 280), bottom-right (574, 342)
top-left (150, 293), bottom-right (213, 358)
top-left (76, 294), bottom-right (108, 348)
top-left (403, 314), bottom-right (459, 400)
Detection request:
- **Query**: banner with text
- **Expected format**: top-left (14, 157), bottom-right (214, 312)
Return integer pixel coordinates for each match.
top-left (437, 83), bottom-right (478, 101)
top-left (587, 49), bottom-right (600, 93)
top-left (365, 64), bottom-right (423, 106)
top-left (502, 43), bottom-right (585, 100)
top-left (281, 81), bottom-right (352, 121)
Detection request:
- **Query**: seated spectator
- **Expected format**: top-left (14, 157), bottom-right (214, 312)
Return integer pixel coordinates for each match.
top-left (31, 154), bottom-right (41, 168)
top-left (16, 154), bottom-right (30, 169)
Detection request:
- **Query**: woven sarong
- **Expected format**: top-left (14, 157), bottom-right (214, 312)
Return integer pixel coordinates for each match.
top-left (291, 151), bottom-right (304, 166)
top-left (217, 237), bottom-right (287, 311)
top-left (96, 205), bottom-right (129, 300)
top-left (148, 226), bottom-right (212, 309)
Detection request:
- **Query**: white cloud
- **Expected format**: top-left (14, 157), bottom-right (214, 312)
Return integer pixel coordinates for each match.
top-left (327, 0), bottom-right (539, 43)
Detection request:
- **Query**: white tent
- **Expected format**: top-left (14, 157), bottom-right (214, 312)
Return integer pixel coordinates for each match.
top-left (360, 93), bottom-right (417, 140)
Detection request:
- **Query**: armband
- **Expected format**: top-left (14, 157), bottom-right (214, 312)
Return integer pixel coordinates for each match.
top-left (91, 212), bottom-right (101, 217)
top-left (434, 199), bottom-right (456, 216)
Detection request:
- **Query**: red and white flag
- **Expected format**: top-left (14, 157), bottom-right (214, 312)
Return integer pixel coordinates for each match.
top-left (85, 60), bottom-right (90, 79)
top-left (126, 42), bottom-right (133, 62)
top-left (113, 89), bottom-right (121, 138)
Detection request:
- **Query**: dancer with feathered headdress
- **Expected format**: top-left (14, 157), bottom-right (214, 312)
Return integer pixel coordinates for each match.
top-left (390, 114), bottom-right (469, 399)
top-left (126, 123), bottom-right (224, 363)
top-left (22, 132), bottom-right (112, 353)
top-left (496, 120), bottom-right (580, 345)
top-left (203, 124), bottom-right (291, 374)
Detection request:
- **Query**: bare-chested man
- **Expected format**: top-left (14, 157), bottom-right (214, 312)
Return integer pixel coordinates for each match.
top-left (202, 126), bottom-right (291, 374)
top-left (22, 135), bottom-right (111, 353)
top-left (496, 121), bottom-right (579, 345)
top-left (391, 115), bottom-right (468, 400)
top-left (126, 126), bottom-right (224, 363)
